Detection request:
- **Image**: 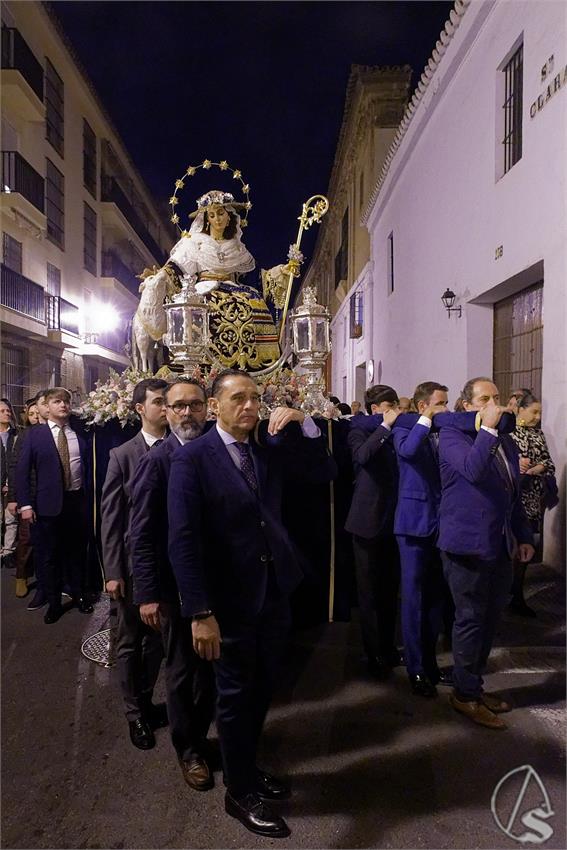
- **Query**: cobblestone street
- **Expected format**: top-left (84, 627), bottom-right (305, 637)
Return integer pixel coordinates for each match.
top-left (2, 563), bottom-right (565, 849)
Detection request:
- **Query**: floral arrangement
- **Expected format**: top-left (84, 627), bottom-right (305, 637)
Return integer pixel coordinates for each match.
top-left (76, 367), bottom-right (151, 428)
top-left (75, 364), bottom-right (310, 427)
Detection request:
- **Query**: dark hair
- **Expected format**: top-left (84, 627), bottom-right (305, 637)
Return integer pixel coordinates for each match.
top-left (454, 397), bottom-right (465, 412)
top-left (203, 208), bottom-right (238, 239)
top-left (164, 377), bottom-right (206, 402)
top-left (35, 389), bottom-right (49, 402)
top-left (364, 384), bottom-right (398, 415)
top-left (211, 368), bottom-right (255, 399)
top-left (337, 402), bottom-right (352, 416)
top-left (517, 390), bottom-right (539, 409)
top-left (0, 397), bottom-right (17, 425)
top-left (413, 381), bottom-right (449, 407)
top-left (329, 395), bottom-right (340, 405)
top-left (24, 397), bottom-right (37, 408)
top-left (459, 376), bottom-right (494, 406)
top-left (132, 378), bottom-right (168, 408)
top-left (44, 387), bottom-right (71, 403)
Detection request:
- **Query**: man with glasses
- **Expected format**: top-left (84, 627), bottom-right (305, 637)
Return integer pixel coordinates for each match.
top-left (130, 378), bottom-right (215, 790)
top-left (101, 378), bottom-right (168, 750)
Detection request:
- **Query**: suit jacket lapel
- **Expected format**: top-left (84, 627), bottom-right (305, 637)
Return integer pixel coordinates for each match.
top-left (207, 428), bottom-right (257, 504)
top-left (250, 439), bottom-right (268, 499)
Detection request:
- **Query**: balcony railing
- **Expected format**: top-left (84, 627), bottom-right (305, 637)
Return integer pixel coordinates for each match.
top-left (1, 263), bottom-right (45, 322)
top-left (2, 151), bottom-right (45, 213)
top-left (46, 295), bottom-right (80, 335)
top-left (102, 250), bottom-right (141, 298)
top-left (1, 27), bottom-right (44, 102)
top-left (101, 176), bottom-right (166, 265)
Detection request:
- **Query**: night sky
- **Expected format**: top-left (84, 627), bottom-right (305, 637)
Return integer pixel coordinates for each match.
top-left (51, 1), bottom-right (453, 270)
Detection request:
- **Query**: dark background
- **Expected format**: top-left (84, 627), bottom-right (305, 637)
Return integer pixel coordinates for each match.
top-left (51, 1), bottom-right (453, 267)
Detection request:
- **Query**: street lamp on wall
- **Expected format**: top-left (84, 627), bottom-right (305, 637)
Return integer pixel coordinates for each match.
top-left (441, 288), bottom-right (462, 318)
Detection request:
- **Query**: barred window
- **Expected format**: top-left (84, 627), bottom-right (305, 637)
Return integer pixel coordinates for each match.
top-left (0, 344), bottom-right (29, 413)
top-left (83, 202), bottom-right (97, 275)
top-left (502, 44), bottom-right (523, 174)
top-left (46, 158), bottom-right (64, 248)
top-left (46, 262), bottom-right (61, 296)
top-left (2, 233), bottom-right (22, 274)
top-left (349, 289), bottom-right (363, 338)
top-left (83, 119), bottom-right (97, 197)
top-left (45, 58), bottom-right (64, 157)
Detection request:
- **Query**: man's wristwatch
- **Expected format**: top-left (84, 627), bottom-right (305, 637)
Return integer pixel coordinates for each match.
top-left (192, 610), bottom-right (213, 621)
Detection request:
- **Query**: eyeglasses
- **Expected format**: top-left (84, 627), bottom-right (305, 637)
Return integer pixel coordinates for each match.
top-left (166, 401), bottom-right (206, 414)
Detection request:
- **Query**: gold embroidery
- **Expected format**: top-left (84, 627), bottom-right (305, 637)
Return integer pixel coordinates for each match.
top-left (207, 288), bottom-right (280, 371)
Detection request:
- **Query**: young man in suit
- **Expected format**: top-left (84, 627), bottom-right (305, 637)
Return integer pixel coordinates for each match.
top-left (438, 377), bottom-right (534, 729)
top-left (345, 384), bottom-right (402, 680)
top-left (101, 378), bottom-right (168, 750)
top-left (393, 381), bottom-right (449, 697)
top-left (15, 387), bottom-right (93, 624)
top-left (168, 369), bottom-right (334, 839)
top-left (130, 378), bottom-right (215, 790)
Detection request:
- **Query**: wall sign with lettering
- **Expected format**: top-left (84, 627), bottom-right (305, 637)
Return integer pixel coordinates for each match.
top-left (530, 63), bottom-right (567, 118)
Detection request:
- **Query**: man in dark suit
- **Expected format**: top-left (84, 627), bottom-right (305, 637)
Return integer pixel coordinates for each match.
top-left (438, 377), bottom-right (534, 729)
top-left (101, 378), bottom-right (168, 750)
top-left (15, 387), bottom-right (93, 624)
top-left (345, 384), bottom-right (402, 680)
top-left (168, 369), bottom-right (334, 839)
top-left (393, 381), bottom-right (449, 697)
top-left (130, 377), bottom-right (215, 790)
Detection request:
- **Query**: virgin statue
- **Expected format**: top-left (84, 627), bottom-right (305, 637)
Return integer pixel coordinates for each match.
top-left (156, 189), bottom-right (291, 372)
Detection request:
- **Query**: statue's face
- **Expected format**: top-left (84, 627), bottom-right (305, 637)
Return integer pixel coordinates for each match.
top-left (207, 205), bottom-right (229, 235)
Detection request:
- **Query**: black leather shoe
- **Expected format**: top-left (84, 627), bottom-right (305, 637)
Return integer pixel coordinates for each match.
top-left (436, 668), bottom-right (454, 687)
top-left (409, 673), bottom-right (438, 698)
top-left (256, 769), bottom-right (291, 800)
top-left (128, 718), bottom-right (155, 750)
top-left (44, 604), bottom-right (63, 624)
top-left (225, 791), bottom-right (290, 838)
top-left (74, 596), bottom-right (94, 614)
top-left (508, 599), bottom-right (537, 618)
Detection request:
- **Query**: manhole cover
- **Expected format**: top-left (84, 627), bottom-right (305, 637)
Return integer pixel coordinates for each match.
top-left (81, 627), bottom-right (116, 667)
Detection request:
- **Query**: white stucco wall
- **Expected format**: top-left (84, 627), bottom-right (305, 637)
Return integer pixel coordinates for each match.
top-left (355, 0), bottom-right (566, 567)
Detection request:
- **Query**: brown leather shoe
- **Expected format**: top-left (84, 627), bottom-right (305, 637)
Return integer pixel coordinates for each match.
top-left (481, 692), bottom-right (512, 713)
top-left (449, 694), bottom-right (507, 729)
top-left (179, 756), bottom-right (214, 791)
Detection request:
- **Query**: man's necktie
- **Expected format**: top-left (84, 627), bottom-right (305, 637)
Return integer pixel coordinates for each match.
top-left (234, 442), bottom-right (258, 492)
top-left (151, 439), bottom-right (164, 449)
top-left (493, 446), bottom-right (514, 496)
top-left (57, 426), bottom-right (72, 490)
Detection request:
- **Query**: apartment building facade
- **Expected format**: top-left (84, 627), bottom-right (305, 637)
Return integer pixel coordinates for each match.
top-left (296, 63), bottom-right (411, 400)
top-left (1, 0), bottom-right (172, 409)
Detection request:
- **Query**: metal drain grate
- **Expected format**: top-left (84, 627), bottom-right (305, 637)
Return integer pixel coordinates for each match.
top-left (81, 627), bottom-right (116, 668)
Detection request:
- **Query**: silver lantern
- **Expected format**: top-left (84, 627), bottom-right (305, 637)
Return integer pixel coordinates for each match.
top-left (163, 275), bottom-right (210, 372)
top-left (291, 286), bottom-right (331, 414)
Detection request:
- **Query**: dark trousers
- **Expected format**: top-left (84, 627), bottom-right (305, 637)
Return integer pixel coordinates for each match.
top-left (36, 490), bottom-right (88, 606)
top-left (352, 532), bottom-right (400, 662)
top-left (397, 535), bottom-right (446, 679)
top-left (14, 517), bottom-right (34, 580)
top-left (441, 547), bottom-right (513, 700)
top-left (113, 576), bottom-right (164, 721)
top-left (214, 579), bottom-right (291, 798)
top-left (159, 600), bottom-right (215, 761)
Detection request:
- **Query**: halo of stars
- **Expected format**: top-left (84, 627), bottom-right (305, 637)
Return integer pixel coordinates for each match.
top-left (169, 160), bottom-right (252, 236)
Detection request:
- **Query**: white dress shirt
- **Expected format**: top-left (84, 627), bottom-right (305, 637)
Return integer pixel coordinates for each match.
top-left (48, 419), bottom-right (82, 490)
top-left (481, 424), bottom-right (514, 485)
top-left (216, 415), bottom-right (320, 471)
top-left (141, 429), bottom-right (164, 448)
